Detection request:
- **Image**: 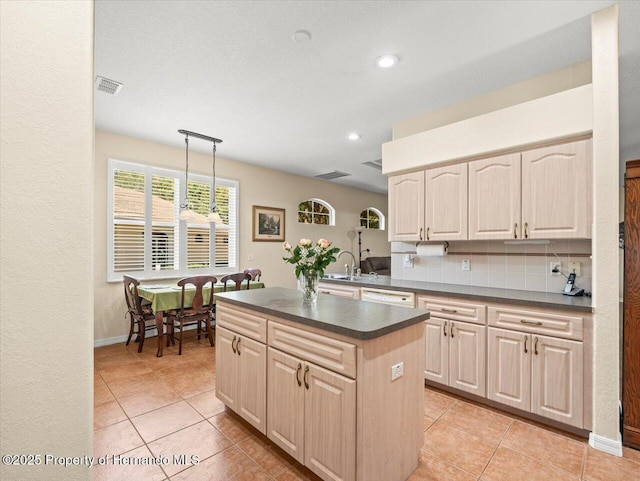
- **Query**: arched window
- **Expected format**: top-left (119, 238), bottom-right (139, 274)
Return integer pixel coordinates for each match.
top-left (298, 198), bottom-right (335, 226)
top-left (359, 207), bottom-right (385, 230)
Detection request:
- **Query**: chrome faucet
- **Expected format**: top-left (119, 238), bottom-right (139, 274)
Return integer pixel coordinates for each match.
top-left (337, 250), bottom-right (358, 279)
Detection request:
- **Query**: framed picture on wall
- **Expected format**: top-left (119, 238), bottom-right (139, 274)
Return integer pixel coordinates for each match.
top-left (252, 205), bottom-right (285, 242)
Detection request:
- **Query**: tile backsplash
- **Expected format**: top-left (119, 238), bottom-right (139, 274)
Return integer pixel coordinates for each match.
top-left (390, 239), bottom-right (592, 294)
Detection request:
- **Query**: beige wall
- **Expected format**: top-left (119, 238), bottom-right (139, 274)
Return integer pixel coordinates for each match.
top-left (95, 130), bottom-right (389, 342)
top-left (0, 2), bottom-right (94, 480)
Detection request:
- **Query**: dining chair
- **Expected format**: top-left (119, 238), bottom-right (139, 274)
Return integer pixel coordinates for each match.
top-left (243, 268), bottom-right (262, 282)
top-left (123, 275), bottom-right (157, 353)
top-left (166, 275), bottom-right (217, 355)
top-left (221, 272), bottom-right (252, 292)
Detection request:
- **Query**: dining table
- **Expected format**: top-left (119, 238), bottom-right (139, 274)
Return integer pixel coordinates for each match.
top-left (138, 280), bottom-right (265, 357)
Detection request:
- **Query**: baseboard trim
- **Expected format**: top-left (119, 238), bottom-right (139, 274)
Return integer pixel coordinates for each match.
top-left (94, 334), bottom-right (131, 348)
top-left (589, 432), bottom-right (623, 457)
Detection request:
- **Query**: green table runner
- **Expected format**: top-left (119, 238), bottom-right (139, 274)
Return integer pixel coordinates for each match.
top-left (138, 281), bottom-right (264, 313)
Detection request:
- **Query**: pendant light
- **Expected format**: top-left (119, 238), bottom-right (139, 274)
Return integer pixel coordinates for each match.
top-left (207, 140), bottom-right (224, 224)
top-left (179, 133), bottom-right (197, 220)
top-left (177, 129), bottom-right (224, 223)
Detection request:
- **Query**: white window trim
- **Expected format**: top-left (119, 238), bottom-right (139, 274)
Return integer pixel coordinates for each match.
top-left (107, 158), bottom-right (239, 282)
top-left (360, 207), bottom-right (385, 231)
top-left (297, 197), bottom-right (336, 226)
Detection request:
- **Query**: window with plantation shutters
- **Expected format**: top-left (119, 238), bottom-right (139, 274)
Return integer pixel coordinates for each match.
top-left (108, 159), bottom-right (238, 281)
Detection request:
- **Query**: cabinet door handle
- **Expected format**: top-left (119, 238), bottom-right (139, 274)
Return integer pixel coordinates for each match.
top-left (441, 308), bottom-right (458, 314)
top-left (450, 322), bottom-right (454, 338)
top-left (534, 337), bottom-right (539, 355)
top-left (524, 222), bottom-right (529, 239)
top-left (514, 223), bottom-right (518, 239)
top-left (520, 320), bottom-right (543, 326)
top-left (303, 365), bottom-right (310, 390)
top-left (296, 363), bottom-right (302, 387)
top-left (443, 320), bottom-right (447, 337)
top-left (419, 227), bottom-right (423, 241)
top-left (426, 227), bottom-right (430, 241)
top-left (231, 335), bottom-right (237, 354)
top-left (236, 337), bottom-right (241, 355)
top-left (524, 335), bottom-right (528, 354)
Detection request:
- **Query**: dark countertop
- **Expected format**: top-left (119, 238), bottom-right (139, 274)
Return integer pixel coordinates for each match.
top-left (215, 287), bottom-right (430, 340)
top-left (320, 276), bottom-right (593, 313)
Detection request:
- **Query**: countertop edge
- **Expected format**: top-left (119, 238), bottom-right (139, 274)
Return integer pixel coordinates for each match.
top-left (320, 278), bottom-right (594, 313)
top-left (216, 293), bottom-right (430, 340)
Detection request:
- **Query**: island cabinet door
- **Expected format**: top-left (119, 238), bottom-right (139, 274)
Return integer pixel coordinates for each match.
top-left (267, 348), bottom-right (305, 464)
top-left (531, 334), bottom-right (583, 428)
top-left (487, 328), bottom-right (531, 412)
top-left (236, 336), bottom-right (267, 434)
top-left (215, 326), bottom-right (239, 410)
top-left (424, 318), bottom-right (448, 384)
top-left (304, 363), bottom-right (356, 481)
top-left (448, 321), bottom-right (486, 397)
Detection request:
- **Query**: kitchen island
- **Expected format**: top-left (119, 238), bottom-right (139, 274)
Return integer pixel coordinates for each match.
top-left (215, 287), bottom-right (429, 481)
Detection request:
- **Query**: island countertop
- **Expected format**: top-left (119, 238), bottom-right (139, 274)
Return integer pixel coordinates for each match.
top-left (215, 286), bottom-right (430, 340)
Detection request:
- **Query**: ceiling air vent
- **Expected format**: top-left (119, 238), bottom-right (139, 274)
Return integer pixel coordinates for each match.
top-left (362, 159), bottom-right (383, 170)
top-left (95, 76), bottom-right (123, 95)
top-left (314, 170), bottom-right (351, 180)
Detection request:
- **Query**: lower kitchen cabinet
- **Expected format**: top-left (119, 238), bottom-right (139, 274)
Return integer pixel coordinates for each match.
top-left (215, 326), bottom-right (267, 434)
top-left (424, 317), bottom-right (486, 397)
top-left (267, 347), bottom-right (356, 481)
top-left (318, 282), bottom-right (361, 299)
top-left (488, 327), bottom-right (583, 428)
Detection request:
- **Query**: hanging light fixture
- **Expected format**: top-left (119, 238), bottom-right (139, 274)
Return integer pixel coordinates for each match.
top-left (207, 140), bottom-right (224, 224)
top-left (177, 129), bottom-right (224, 223)
top-left (179, 132), bottom-right (197, 220)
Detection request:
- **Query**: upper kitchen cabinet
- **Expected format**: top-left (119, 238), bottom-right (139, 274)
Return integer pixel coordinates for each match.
top-left (469, 153), bottom-right (521, 240)
top-left (521, 139), bottom-right (592, 239)
top-left (425, 163), bottom-right (468, 241)
top-left (388, 171), bottom-right (425, 242)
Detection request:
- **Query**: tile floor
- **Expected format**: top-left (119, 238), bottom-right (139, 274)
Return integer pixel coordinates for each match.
top-left (95, 334), bottom-right (640, 481)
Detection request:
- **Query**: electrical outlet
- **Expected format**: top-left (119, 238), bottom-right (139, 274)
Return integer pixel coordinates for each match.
top-left (461, 259), bottom-right (470, 271)
top-left (569, 261), bottom-right (581, 276)
top-left (391, 362), bottom-right (404, 381)
top-left (550, 261), bottom-right (562, 276)
top-left (248, 254), bottom-right (255, 261)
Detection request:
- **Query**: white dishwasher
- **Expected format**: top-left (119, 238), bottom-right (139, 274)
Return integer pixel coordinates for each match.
top-left (360, 287), bottom-right (415, 308)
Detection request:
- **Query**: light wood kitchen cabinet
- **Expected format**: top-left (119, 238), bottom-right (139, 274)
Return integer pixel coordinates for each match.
top-left (469, 153), bottom-right (521, 240)
top-left (425, 163), bottom-right (468, 241)
top-left (418, 296), bottom-right (486, 397)
top-left (215, 326), bottom-right (267, 434)
top-left (388, 171), bottom-right (425, 241)
top-left (487, 327), bottom-right (584, 428)
top-left (318, 282), bottom-right (361, 300)
top-left (521, 139), bottom-right (592, 239)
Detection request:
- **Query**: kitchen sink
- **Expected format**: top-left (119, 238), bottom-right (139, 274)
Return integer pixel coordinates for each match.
top-left (323, 273), bottom-right (351, 280)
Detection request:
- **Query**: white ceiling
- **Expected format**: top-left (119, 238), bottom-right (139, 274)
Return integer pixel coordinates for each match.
top-left (95, 0), bottom-right (640, 193)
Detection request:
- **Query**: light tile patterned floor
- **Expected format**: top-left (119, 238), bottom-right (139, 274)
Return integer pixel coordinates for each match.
top-left (94, 336), bottom-right (639, 480)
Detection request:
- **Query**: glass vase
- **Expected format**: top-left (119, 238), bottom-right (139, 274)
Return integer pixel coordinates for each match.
top-left (299, 269), bottom-right (319, 303)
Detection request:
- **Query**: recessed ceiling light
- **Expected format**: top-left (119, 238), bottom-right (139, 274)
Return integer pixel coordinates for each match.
top-left (348, 133), bottom-right (361, 141)
top-left (292, 30), bottom-right (312, 43)
top-left (375, 54), bottom-right (399, 68)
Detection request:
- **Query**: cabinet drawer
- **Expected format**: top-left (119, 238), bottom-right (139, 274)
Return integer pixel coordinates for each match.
top-left (217, 303), bottom-right (267, 343)
top-left (318, 283), bottom-right (361, 300)
top-left (488, 305), bottom-right (585, 341)
top-left (417, 296), bottom-right (486, 325)
top-left (268, 321), bottom-right (356, 379)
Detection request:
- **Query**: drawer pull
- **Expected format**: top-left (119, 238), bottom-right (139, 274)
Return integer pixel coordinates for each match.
top-left (304, 365), bottom-right (310, 390)
top-left (236, 337), bottom-right (241, 355)
top-left (524, 335), bottom-right (528, 354)
top-left (450, 322), bottom-right (454, 338)
top-left (534, 337), bottom-right (539, 355)
top-left (520, 320), bottom-right (543, 326)
top-left (296, 363), bottom-right (302, 387)
top-left (231, 335), bottom-right (237, 354)
top-left (443, 320), bottom-right (447, 337)
top-left (441, 308), bottom-right (458, 314)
